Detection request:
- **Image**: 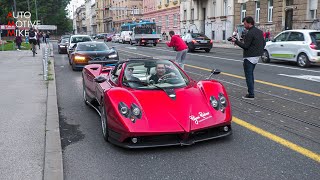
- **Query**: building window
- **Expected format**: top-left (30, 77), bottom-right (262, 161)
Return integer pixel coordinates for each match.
top-left (310, 9), bottom-right (317, 19)
top-left (255, 1), bottom-right (260, 23)
top-left (213, 2), bottom-right (216, 17)
top-left (173, 14), bottom-right (178, 27)
top-left (268, 0), bottom-right (273, 22)
top-left (223, 30), bottom-right (226, 40)
top-left (184, 10), bottom-right (187, 21)
top-left (309, 0), bottom-right (318, 20)
top-left (240, 3), bottom-right (246, 23)
top-left (166, 0), bottom-right (169, 4)
top-left (223, 0), bottom-right (228, 16)
top-left (166, 15), bottom-right (169, 28)
top-left (158, 16), bottom-right (162, 26)
top-left (191, 9), bottom-right (194, 22)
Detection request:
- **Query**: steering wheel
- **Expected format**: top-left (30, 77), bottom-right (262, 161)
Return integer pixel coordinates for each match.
top-left (158, 73), bottom-right (180, 83)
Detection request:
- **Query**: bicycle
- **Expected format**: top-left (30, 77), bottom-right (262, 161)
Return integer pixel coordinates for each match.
top-left (30, 39), bottom-right (37, 57)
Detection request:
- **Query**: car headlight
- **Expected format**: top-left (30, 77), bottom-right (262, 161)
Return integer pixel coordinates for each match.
top-left (210, 96), bottom-right (219, 110)
top-left (118, 102), bottom-right (129, 117)
top-left (131, 103), bottom-right (142, 119)
top-left (108, 54), bottom-right (118, 58)
top-left (219, 93), bottom-right (227, 107)
top-left (74, 56), bottom-right (86, 61)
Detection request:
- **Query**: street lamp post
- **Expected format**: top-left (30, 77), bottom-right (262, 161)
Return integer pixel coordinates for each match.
top-left (35, 0), bottom-right (38, 22)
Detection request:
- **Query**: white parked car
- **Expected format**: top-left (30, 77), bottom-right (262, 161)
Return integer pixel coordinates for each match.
top-left (262, 29), bottom-right (320, 68)
top-left (67, 35), bottom-right (93, 57)
top-left (119, 31), bottom-right (132, 44)
top-left (112, 34), bottom-right (120, 43)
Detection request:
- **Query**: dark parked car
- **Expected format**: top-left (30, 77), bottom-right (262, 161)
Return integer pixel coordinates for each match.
top-left (58, 35), bottom-right (71, 43)
top-left (58, 38), bottom-right (69, 54)
top-left (182, 33), bottom-right (213, 53)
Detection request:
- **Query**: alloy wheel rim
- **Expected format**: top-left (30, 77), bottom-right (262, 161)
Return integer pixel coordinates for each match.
top-left (262, 52), bottom-right (268, 61)
top-left (298, 55), bottom-right (306, 66)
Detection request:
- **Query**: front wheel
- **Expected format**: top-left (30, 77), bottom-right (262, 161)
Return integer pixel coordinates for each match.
top-left (153, 43), bottom-right (157, 46)
top-left (261, 50), bottom-right (271, 63)
top-left (205, 48), bottom-right (210, 53)
top-left (297, 53), bottom-right (311, 68)
top-left (100, 101), bottom-right (109, 142)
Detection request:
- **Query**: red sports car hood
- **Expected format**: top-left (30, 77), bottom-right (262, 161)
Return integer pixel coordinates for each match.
top-left (107, 81), bottom-right (231, 134)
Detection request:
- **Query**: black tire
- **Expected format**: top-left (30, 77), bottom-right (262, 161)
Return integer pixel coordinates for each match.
top-left (297, 53), bottom-right (311, 68)
top-left (82, 79), bottom-right (89, 105)
top-left (261, 50), bottom-right (271, 63)
top-left (100, 100), bottom-right (109, 142)
top-left (130, 40), bottom-right (133, 45)
top-left (71, 62), bottom-right (77, 71)
top-left (205, 48), bottom-right (210, 53)
top-left (58, 48), bottom-right (61, 54)
top-left (153, 43), bottom-right (157, 46)
top-left (68, 56), bottom-right (72, 65)
top-left (188, 43), bottom-right (194, 52)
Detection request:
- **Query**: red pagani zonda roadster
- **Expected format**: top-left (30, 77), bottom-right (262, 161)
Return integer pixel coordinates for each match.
top-left (82, 58), bottom-right (232, 148)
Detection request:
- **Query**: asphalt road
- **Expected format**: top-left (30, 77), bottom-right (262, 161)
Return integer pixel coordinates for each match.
top-left (54, 41), bottom-right (320, 180)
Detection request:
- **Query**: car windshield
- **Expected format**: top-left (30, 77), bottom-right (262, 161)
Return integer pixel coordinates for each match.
top-left (71, 36), bottom-right (92, 43)
top-left (61, 38), bottom-right (69, 43)
top-left (191, 33), bottom-right (209, 39)
top-left (122, 60), bottom-right (189, 89)
top-left (77, 43), bottom-right (109, 51)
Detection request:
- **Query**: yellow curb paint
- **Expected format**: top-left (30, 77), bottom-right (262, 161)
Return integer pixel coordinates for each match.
top-left (233, 117), bottom-right (320, 163)
top-left (185, 64), bottom-right (320, 97)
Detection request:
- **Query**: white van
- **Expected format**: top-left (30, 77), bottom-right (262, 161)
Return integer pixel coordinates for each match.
top-left (119, 31), bottom-right (132, 44)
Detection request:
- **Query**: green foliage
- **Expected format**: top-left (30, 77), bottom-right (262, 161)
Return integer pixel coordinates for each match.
top-left (0, 42), bottom-right (30, 51)
top-left (0, 0), bottom-right (72, 35)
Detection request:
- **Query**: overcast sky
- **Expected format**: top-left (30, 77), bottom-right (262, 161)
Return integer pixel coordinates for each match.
top-left (67, 0), bottom-right (85, 18)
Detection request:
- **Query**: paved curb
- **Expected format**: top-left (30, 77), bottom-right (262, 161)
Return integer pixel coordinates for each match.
top-left (43, 47), bottom-right (64, 180)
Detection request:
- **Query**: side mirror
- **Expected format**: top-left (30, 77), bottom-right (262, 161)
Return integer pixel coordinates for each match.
top-left (94, 76), bottom-right (107, 83)
top-left (211, 69), bottom-right (221, 75)
top-left (271, 38), bottom-right (276, 42)
top-left (129, 33), bottom-right (132, 36)
top-left (72, 43), bottom-right (77, 48)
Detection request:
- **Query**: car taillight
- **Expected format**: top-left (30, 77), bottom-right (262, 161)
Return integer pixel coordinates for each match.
top-left (210, 40), bottom-right (213, 44)
top-left (310, 43), bottom-right (317, 50)
top-left (192, 40), bottom-right (197, 44)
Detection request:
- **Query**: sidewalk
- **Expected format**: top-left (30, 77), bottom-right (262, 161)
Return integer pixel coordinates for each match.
top-left (0, 43), bottom-right (63, 180)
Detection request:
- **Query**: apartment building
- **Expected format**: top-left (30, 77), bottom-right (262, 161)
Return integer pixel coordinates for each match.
top-left (143, 0), bottom-right (181, 40)
top-left (180, 0), bottom-right (235, 42)
top-left (75, 5), bottom-right (86, 34)
top-left (96, 0), bottom-right (105, 34)
top-left (234, 0), bottom-right (320, 38)
top-left (111, 0), bottom-right (143, 32)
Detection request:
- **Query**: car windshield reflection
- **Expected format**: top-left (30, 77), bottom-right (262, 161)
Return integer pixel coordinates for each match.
top-left (122, 60), bottom-right (189, 89)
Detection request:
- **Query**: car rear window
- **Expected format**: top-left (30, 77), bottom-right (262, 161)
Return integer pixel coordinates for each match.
top-left (310, 32), bottom-right (320, 43)
top-left (191, 33), bottom-right (209, 39)
top-left (71, 36), bottom-right (92, 43)
top-left (77, 43), bottom-right (109, 51)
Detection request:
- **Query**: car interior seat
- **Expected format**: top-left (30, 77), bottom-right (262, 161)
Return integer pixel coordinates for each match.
top-left (147, 67), bottom-right (156, 83)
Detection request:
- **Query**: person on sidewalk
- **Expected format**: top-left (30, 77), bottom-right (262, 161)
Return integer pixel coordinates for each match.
top-left (231, 16), bottom-right (265, 100)
top-left (15, 33), bottom-right (22, 51)
top-left (45, 31), bottom-right (50, 44)
top-left (36, 30), bottom-right (41, 49)
top-left (29, 27), bottom-right (37, 54)
top-left (166, 31), bottom-right (188, 69)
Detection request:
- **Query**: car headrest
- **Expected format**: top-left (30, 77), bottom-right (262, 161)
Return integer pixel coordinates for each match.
top-left (150, 67), bottom-right (156, 75)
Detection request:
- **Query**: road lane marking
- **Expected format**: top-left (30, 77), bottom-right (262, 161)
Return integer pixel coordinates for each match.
top-left (117, 49), bottom-right (320, 162)
top-left (279, 74), bottom-right (320, 83)
top-left (135, 46), bottom-right (320, 73)
top-left (233, 117), bottom-right (320, 163)
top-left (186, 64), bottom-right (320, 97)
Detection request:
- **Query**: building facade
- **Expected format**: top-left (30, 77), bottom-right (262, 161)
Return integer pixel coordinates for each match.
top-left (96, 0), bottom-right (105, 34)
top-left (143, 0), bottom-right (181, 40)
top-left (75, 5), bottom-right (86, 34)
top-left (180, 0), bottom-right (235, 42)
top-left (234, 0), bottom-right (320, 39)
top-left (110, 0), bottom-right (143, 32)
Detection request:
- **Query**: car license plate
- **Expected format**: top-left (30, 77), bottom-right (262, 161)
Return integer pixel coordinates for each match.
top-left (148, 40), bottom-right (154, 43)
top-left (200, 40), bottom-right (207, 44)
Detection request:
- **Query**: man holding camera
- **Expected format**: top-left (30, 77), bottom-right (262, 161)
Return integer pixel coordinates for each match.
top-left (230, 16), bottom-right (265, 100)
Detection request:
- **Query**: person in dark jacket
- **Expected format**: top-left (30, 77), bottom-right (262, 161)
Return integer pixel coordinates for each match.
top-left (231, 16), bottom-right (265, 100)
top-left (15, 33), bottom-right (22, 51)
